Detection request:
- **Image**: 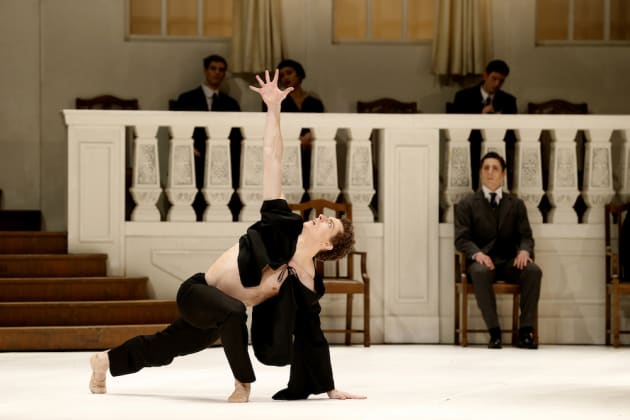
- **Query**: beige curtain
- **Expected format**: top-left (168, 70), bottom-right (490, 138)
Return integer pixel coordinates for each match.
top-left (431, 0), bottom-right (493, 76)
top-left (230, 0), bottom-right (284, 74)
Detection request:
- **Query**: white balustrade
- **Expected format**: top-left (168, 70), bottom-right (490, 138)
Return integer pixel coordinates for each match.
top-left (343, 127), bottom-right (376, 222)
top-left (309, 126), bottom-right (340, 202)
top-left (63, 110), bottom-right (630, 345)
top-left (548, 128), bottom-right (580, 224)
top-left (582, 129), bottom-right (614, 223)
top-left (444, 128), bottom-right (473, 223)
top-left (513, 128), bottom-right (544, 224)
top-left (165, 126), bottom-right (197, 222)
top-left (202, 123), bottom-right (234, 222)
top-left (130, 125), bottom-right (161, 221)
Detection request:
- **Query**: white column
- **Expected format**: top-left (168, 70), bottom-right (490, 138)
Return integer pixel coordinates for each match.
top-left (547, 129), bottom-right (580, 223)
top-left (239, 121), bottom-right (265, 221)
top-left (66, 123), bottom-right (125, 275)
top-left (130, 125), bottom-right (162, 221)
top-left (309, 126), bottom-right (340, 201)
top-left (444, 128), bottom-right (473, 223)
top-left (513, 128), bottom-right (544, 224)
top-left (202, 123), bottom-right (233, 222)
top-left (165, 125), bottom-right (197, 222)
top-left (343, 127), bottom-right (375, 222)
top-left (617, 129), bottom-right (630, 201)
top-left (582, 129), bottom-right (614, 223)
top-left (280, 124), bottom-right (305, 205)
top-left (383, 127), bottom-right (440, 342)
top-left (481, 128), bottom-right (509, 192)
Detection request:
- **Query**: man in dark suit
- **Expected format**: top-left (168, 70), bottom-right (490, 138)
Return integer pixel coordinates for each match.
top-left (450, 59), bottom-right (517, 190)
top-left (174, 54), bottom-right (243, 221)
top-left (455, 152), bottom-right (542, 349)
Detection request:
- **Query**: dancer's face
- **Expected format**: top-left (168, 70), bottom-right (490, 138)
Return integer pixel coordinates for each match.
top-left (304, 214), bottom-right (342, 250)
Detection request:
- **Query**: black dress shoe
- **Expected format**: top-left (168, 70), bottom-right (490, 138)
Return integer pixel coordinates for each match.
top-left (488, 336), bottom-right (502, 349)
top-left (516, 332), bottom-right (538, 349)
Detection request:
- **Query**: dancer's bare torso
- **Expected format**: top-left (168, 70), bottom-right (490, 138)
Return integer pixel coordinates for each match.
top-left (205, 243), bottom-right (314, 307)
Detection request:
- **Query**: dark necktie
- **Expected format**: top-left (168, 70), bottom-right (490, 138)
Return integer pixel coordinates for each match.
top-left (489, 192), bottom-right (498, 209)
top-left (210, 93), bottom-right (219, 111)
top-left (483, 96), bottom-right (492, 107)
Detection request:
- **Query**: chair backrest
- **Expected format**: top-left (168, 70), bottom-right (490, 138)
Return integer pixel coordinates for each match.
top-left (527, 99), bottom-right (588, 114)
top-left (357, 98), bottom-right (418, 114)
top-left (75, 95), bottom-right (139, 110)
top-left (605, 202), bottom-right (630, 280)
top-left (288, 200), bottom-right (353, 277)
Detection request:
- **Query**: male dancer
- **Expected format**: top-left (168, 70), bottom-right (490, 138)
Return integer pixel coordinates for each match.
top-left (89, 70), bottom-right (365, 402)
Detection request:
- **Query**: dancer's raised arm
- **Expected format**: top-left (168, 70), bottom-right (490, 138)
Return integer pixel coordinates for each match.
top-left (249, 69), bottom-right (293, 200)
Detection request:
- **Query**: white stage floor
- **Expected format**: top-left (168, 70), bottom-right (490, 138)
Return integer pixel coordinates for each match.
top-left (1, 344), bottom-right (629, 420)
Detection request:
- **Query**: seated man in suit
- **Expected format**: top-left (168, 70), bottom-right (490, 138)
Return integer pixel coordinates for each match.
top-left (451, 59), bottom-right (517, 190)
top-left (455, 152), bottom-right (542, 349)
top-left (174, 54), bottom-right (243, 221)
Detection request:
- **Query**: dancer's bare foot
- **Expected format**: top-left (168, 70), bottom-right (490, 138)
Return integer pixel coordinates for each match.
top-left (227, 380), bottom-right (251, 403)
top-left (89, 351), bottom-right (109, 394)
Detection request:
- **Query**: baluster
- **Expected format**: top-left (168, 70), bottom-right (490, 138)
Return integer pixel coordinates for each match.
top-left (343, 127), bottom-right (375, 222)
top-left (129, 125), bottom-right (162, 221)
top-left (547, 129), bottom-right (580, 223)
top-left (582, 129), bottom-right (614, 223)
top-left (239, 121), bottom-right (264, 221)
top-left (309, 126), bottom-right (340, 202)
top-left (202, 123), bottom-right (234, 221)
top-left (513, 128), bottom-right (544, 224)
top-left (617, 130), bottom-right (630, 202)
top-left (165, 125), bottom-right (197, 222)
top-left (481, 128), bottom-right (509, 192)
top-left (444, 128), bottom-right (473, 223)
top-left (280, 123), bottom-right (304, 205)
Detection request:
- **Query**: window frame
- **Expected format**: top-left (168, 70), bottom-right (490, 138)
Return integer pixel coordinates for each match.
top-left (535, 0), bottom-right (630, 46)
top-left (125, 0), bottom-right (232, 42)
top-left (332, 0), bottom-right (434, 45)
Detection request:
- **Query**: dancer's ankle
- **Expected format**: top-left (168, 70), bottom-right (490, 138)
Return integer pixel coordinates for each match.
top-left (228, 380), bottom-right (251, 403)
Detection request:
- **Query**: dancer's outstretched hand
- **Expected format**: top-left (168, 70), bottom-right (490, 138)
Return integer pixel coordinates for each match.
top-left (249, 69), bottom-right (293, 108)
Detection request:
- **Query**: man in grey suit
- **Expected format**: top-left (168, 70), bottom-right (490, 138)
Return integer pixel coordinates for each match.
top-left (455, 152), bottom-right (541, 349)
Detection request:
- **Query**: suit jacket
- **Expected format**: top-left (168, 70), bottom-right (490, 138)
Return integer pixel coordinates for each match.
top-left (173, 86), bottom-right (243, 188)
top-left (454, 191), bottom-right (534, 262)
top-left (452, 83), bottom-right (517, 114)
top-left (174, 86), bottom-right (240, 112)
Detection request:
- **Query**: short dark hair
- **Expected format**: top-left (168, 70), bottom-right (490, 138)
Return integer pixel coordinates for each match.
top-left (317, 217), bottom-right (354, 261)
top-left (485, 59), bottom-right (510, 76)
top-left (480, 151), bottom-right (507, 171)
top-left (203, 54), bottom-right (228, 71)
top-left (276, 59), bottom-right (306, 80)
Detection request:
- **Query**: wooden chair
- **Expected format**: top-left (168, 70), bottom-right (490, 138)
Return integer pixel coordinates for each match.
top-left (75, 95), bottom-right (139, 110)
top-left (527, 99), bottom-right (588, 114)
top-left (357, 98), bottom-right (418, 114)
top-left (454, 251), bottom-right (538, 346)
top-left (288, 200), bottom-right (370, 347)
top-left (605, 202), bottom-right (630, 347)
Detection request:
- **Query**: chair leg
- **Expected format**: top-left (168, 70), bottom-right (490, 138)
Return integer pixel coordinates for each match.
top-left (345, 294), bottom-right (353, 346)
top-left (512, 294), bottom-right (519, 345)
top-left (462, 289), bottom-right (468, 347)
top-left (363, 288), bottom-right (370, 347)
top-left (605, 286), bottom-right (611, 346)
top-left (612, 285), bottom-right (620, 348)
top-left (454, 285), bottom-right (460, 345)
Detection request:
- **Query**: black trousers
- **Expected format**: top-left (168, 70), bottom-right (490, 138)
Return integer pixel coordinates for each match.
top-left (108, 273), bottom-right (255, 383)
top-left (468, 260), bottom-right (542, 331)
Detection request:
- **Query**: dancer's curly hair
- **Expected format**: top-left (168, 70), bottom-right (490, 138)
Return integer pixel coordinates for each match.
top-left (316, 217), bottom-right (355, 261)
